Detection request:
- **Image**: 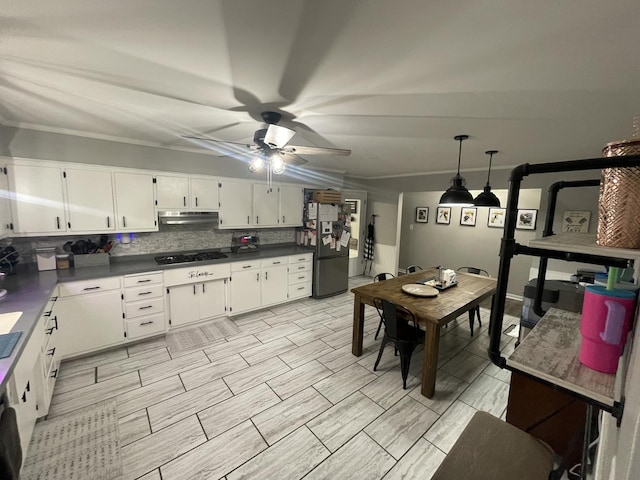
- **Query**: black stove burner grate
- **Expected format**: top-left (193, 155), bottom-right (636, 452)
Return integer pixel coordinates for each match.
top-left (155, 251), bottom-right (228, 265)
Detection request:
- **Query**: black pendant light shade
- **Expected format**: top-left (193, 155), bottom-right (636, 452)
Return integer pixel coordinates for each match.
top-left (473, 150), bottom-right (501, 207)
top-left (439, 135), bottom-right (474, 206)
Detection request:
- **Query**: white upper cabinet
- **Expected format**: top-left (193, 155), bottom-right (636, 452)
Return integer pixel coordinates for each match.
top-left (114, 172), bottom-right (157, 231)
top-left (253, 184), bottom-right (279, 226)
top-left (8, 163), bottom-right (67, 235)
top-left (190, 177), bottom-right (219, 209)
top-left (279, 185), bottom-right (304, 226)
top-left (156, 175), bottom-right (189, 209)
top-left (156, 175), bottom-right (219, 210)
top-left (64, 168), bottom-right (116, 232)
top-left (219, 180), bottom-right (253, 228)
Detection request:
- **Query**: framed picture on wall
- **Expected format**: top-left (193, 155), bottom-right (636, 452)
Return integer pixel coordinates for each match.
top-left (460, 207), bottom-right (477, 226)
top-left (436, 206), bottom-right (451, 225)
top-left (487, 207), bottom-right (506, 228)
top-left (561, 210), bottom-right (591, 233)
top-left (415, 206), bottom-right (429, 223)
top-left (516, 209), bottom-right (538, 230)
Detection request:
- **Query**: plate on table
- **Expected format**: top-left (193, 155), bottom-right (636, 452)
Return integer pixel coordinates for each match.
top-left (402, 284), bottom-right (439, 297)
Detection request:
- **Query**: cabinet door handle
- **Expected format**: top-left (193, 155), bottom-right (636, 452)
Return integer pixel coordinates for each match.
top-left (140, 320), bottom-right (154, 326)
top-left (83, 286), bottom-right (101, 291)
top-left (53, 316), bottom-right (58, 330)
top-left (56, 216), bottom-right (61, 229)
top-left (123, 216), bottom-right (127, 227)
top-left (183, 196), bottom-right (187, 206)
top-left (138, 291), bottom-right (153, 296)
top-left (247, 216), bottom-right (250, 224)
top-left (256, 216), bottom-right (259, 224)
top-left (202, 283), bottom-right (205, 293)
top-left (265, 272), bottom-right (268, 280)
top-left (51, 369), bottom-right (58, 379)
top-left (44, 310), bottom-right (52, 317)
top-left (137, 279), bottom-right (152, 283)
top-left (256, 272), bottom-right (259, 282)
top-left (193, 285), bottom-right (196, 295)
top-left (298, 266), bottom-right (305, 270)
top-left (139, 305), bottom-right (153, 310)
top-left (46, 327), bottom-right (55, 335)
top-left (298, 276), bottom-right (305, 280)
top-left (21, 392), bottom-right (27, 403)
top-left (273, 261), bottom-right (281, 265)
top-left (242, 265), bottom-right (252, 269)
top-left (107, 216), bottom-right (110, 228)
top-left (47, 347), bottom-right (56, 356)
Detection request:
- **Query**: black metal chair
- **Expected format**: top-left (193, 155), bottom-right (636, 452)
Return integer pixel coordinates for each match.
top-left (373, 273), bottom-right (395, 339)
top-left (373, 299), bottom-right (424, 389)
top-left (457, 267), bottom-right (490, 336)
top-left (406, 265), bottom-right (423, 273)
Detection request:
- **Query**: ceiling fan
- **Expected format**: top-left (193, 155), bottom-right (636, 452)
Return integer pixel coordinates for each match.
top-left (182, 111), bottom-right (351, 168)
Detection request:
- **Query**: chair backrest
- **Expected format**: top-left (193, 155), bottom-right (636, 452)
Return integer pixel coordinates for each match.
top-left (457, 266), bottom-right (489, 276)
top-left (375, 298), bottom-right (419, 341)
top-left (374, 272), bottom-right (395, 282)
top-left (406, 265), bottom-right (423, 273)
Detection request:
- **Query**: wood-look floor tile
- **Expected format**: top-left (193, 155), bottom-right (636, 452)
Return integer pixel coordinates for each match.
top-left (233, 309), bottom-right (276, 324)
top-left (137, 469), bottom-right (162, 480)
top-left (438, 332), bottom-right (472, 358)
top-left (286, 324), bottom-right (334, 346)
top-left (364, 396), bottom-right (439, 459)
top-left (269, 302), bottom-right (300, 315)
top-left (252, 387), bottom-right (331, 445)
top-left (139, 350), bottom-right (209, 386)
top-left (121, 415), bottom-right (206, 480)
top-left (295, 304), bottom-right (333, 318)
top-left (198, 383), bottom-right (280, 439)
top-left (313, 363), bottom-right (377, 404)
top-left (239, 336), bottom-right (297, 365)
top-left (440, 349), bottom-right (489, 383)
top-left (307, 392), bottom-right (384, 452)
top-left (278, 339), bottom-right (334, 369)
top-left (267, 360), bottom-right (332, 399)
top-left (179, 354), bottom-right (249, 391)
top-left (320, 326), bottom-right (353, 349)
top-left (127, 336), bottom-right (168, 357)
top-left (459, 373), bottom-right (510, 416)
top-left (408, 371), bottom-right (468, 414)
top-left (360, 369), bottom-right (419, 409)
top-left (317, 344), bottom-right (362, 372)
top-left (254, 322), bottom-right (303, 344)
top-left (203, 335), bottom-right (262, 362)
top-left (51, 368), bottom-right (95, 395)
top-left (321, 314), bottom-right (352, 332)
top-left (227, 426), bottom-right (329, 480)
top-left (97, 347), bottom-right (170, 382)
top-left (58, 347), bottom-right (129, 378)
top-left (324, 304), bottom-right (353, 320)
top-left (263, 309), bottom-right (306, 326)
top-left (148, 379), bottom-right (232, 432)
top-left (161, 420), bottom-right (267, 480)
top-left (116, 375), bottom-right (185, 418)
top-left (48, 371), bottom-right (140, 417)
top-left (235, 319), bottom-right (271, 335)
top-left (119, 409), bottom-right (151, 447)
top-left (423, 400), bottom-right (477, 453)
top-left (292, 311), bottom-right (335, 330)
top-left (382, 438), bottom-right (446, 480)
top-left (357, 345), bottom-right (401, 375)
top-left (305, 432), bottom-right (395, 480)
top-left (223, 356), bottom-right (290, 394)
top-left (484, 361), bottom-right (512, 383)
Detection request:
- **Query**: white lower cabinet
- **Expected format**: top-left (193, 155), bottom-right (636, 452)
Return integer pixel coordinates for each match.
top-left (230, 261), bottom-right (262, 314)
top-left (288, 253), bottom-right (313, 300)
top-left (261, 257), bottom-right (289, 306)
top-left (56, 277), bottom-right (125, 358)
top-left (123, 272), bottom-right (166, 340)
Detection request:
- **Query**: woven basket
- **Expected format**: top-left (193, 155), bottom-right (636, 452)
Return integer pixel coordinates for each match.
top-left (597, 139), bottom-right (640, 248)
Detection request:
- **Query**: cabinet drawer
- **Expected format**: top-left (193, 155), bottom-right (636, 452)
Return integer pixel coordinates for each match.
top-left (43, 314), bottom-right (59, 354)
top-left (231, 260), bottom-right (260, 272)
top-left (290, 253), bottom-right (313, 264)
top-left (42, 341), bottom-right (59, 383)
top-left (125, 297), bottom-right (164, 319)
top-left (124, 284), bottom-right (164, 302)
top-left (289, 270), bottom-right (312, 285)
top-left (12, 317), bottom-right (45, 393)
top-left (123, 271), bottom-right (163, 288)
top-left (59, 277), bottom-right (121, 297)
top-left (290, 262), bottom-right (311, 273)
top-left (261, 256), bottom-right (289, 267)
top-left (289, 282), bottom-right (311, 299)
top-left (126, 313), bottom-right (166, 339)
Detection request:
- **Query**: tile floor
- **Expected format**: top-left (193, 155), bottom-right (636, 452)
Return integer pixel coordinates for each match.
top-left (48, 276), bottom-right (522, 480)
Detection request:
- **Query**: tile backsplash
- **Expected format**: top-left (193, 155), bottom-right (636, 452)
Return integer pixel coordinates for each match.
top-left (2, 224), bottom-right (296, 264)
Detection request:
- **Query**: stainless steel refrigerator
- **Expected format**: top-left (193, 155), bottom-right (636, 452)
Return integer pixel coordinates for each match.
top-left (303, 202), bottom-right (350, 298)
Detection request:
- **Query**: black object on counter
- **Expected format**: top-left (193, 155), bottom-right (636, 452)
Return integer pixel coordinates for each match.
top-left (0, 247), bottom-right (19, 274)
top-left (155, 250), bottom-right (228, 265)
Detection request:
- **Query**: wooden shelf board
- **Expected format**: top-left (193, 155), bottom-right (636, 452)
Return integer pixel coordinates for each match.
top-left (529, 234), bottom-right (640, 261)
top-left (507, 307), bottom-right (616, 407)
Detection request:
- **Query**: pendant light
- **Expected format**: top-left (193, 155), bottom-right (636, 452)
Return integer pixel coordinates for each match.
top-left (474, 150), bottom-right (501, 207)
top-left (439, 134), bottom-right (474, 206)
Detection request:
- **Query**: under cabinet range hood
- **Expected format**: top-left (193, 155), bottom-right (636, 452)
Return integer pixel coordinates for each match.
top-left (158, 211), bottom-right (219, 225)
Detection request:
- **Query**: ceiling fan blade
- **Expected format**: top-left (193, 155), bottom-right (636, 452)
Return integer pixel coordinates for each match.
top-left (280, 152), bottom-right (308, 166)
top-left (282, 145), bottom-right (351, 156)
top-left (181, 135), bottom-right (252, 147)
top-left (264, 124), bottom-right (296, 148)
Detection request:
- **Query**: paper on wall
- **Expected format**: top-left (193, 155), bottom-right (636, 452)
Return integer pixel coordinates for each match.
top-left (308, 203), bottom-right (318, 220)
top-left (330, 237), bottom-right (336, 249)
top-left (321, 221), bottom-right (332, 234)
top-left (309, 230), bottom-right (317, 246)
top-left (340, 230), bottom-right (351, 247)
top-left (336, 240), bottom-right (341, 252)
top-left (322, 235), bottom-right (331, 246)
top-left (319, 204), bottom-right (338, 222)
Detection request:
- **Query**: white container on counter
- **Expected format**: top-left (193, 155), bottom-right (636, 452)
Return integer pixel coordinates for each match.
top-left (35, 247), bottom-right (56, 271)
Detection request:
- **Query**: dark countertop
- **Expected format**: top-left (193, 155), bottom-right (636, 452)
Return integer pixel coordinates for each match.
top-left (0, 243), bottom-right (314, 391)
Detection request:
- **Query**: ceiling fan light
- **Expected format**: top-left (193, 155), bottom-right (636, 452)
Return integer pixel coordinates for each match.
top-left (248, 156), bottom-right (264, 173)
top-left (271, 155), bottom-right (286, 174)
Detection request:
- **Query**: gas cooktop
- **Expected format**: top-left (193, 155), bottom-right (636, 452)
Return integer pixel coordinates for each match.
top-left (154, 250), bottom-right (228, 265)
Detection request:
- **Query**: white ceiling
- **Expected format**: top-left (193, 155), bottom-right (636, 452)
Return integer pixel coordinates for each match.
top-left (2, 0), bottom-right (640, 178)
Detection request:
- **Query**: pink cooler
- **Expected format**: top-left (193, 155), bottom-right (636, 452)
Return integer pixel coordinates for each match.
top-left (579, 285), bottom-right (637, 373)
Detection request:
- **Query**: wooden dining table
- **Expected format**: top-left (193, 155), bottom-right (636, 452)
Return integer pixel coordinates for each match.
top-left (351, 268), bottom-right (497, 398)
